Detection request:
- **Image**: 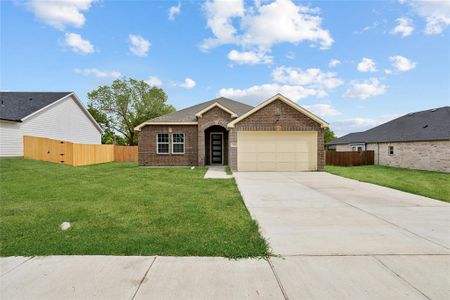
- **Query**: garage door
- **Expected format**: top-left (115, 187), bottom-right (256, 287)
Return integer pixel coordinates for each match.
top-left (237, 131), bottom-right (317, 171)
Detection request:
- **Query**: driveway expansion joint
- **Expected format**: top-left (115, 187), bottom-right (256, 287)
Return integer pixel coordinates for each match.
top-left (0, 256), bottom-right (35, 278)
top-left (373, 256), bottom-right (432, 300)
top-left (267, 257), bottom-right (289, 300)
top-left (131, 256), bottom-right (157, 300)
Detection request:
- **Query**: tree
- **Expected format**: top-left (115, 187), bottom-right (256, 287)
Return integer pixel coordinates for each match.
top-left (87, 78), bottom-right (175, 145)
top-left (87, 105), bottom-right (126, 145)
top-left (324, 127), bottom-right (336, 144)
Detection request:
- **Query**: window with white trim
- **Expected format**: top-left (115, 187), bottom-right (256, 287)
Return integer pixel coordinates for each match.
top-left (351, 143), bottom-right (365, 152)
top-left (172, 133), bottom-right (185, 154)
top-left (157, 133), bottom-right (169, 154)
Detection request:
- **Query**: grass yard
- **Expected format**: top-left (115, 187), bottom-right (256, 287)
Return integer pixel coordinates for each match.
top-left (326, 165), bottom-right (450, 202)
top-left (0, 159), bottom-right (269, 258)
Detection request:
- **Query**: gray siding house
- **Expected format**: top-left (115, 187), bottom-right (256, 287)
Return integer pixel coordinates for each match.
top-left (327, 106), bottom-right (450, 173)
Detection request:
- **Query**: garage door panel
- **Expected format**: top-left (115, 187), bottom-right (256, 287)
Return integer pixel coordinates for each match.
top-left (258, 143), bottom-right (277, 152)
top-left (237, 131), bottom-right (317, 172)
top-left (277, 152), bottom-right (296, 161)
top-left (240, 143), bottom-right (257, 152)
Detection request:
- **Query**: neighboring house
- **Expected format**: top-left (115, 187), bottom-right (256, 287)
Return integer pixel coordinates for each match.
top-left (327, 106), bottom-right (450, 172)
top-left (0, 92), bottom-right (102, 157)
top-left (135, 94), bottom-right (329, 171)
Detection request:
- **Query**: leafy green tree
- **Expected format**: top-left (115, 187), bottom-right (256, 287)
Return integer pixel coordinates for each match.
top-left (324, 127), bottom-right (337, 144)
top-left (87, 78), bottom-right (175, 145)
top-left (87, 105), bottom-right (126, 145)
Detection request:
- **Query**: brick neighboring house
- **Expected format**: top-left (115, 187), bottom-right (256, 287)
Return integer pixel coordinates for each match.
top-left (327, 106), bottom-right (450, 173)
top-left (135, 94), bottom-right (329, 171)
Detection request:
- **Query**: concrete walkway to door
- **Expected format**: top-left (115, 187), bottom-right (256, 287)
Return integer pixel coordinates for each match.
top-left (234, 171), bottom-right (450, 299)
top-left (204, 165), bottom-right (233, 179)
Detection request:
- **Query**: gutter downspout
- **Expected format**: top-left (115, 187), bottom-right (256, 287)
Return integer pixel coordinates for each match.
top-left (377, 143), bottom-right (379, 165)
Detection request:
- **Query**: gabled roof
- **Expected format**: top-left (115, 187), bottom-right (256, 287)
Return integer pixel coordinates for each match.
top-left (0, 92), bottom-right (72, 121)
top-left (228, 93), bottom-right (329, 128)
top-left (0, 91), bottom-right (103, 133)
top-left (328, 106), bottom-right (450, 145)
top-left (135, 97), bottom-right (253, 130)
top-left (195, 102), bottom-right (238, 118)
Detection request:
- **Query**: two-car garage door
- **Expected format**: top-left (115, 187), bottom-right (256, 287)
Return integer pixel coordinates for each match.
top-left (237, 131), bottom-right (318, 171)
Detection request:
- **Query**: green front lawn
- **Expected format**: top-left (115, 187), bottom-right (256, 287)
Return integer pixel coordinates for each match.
top-left (0, 159), bottom-right (268, 258)
top-left (325, 165), bottom-right (450, 202)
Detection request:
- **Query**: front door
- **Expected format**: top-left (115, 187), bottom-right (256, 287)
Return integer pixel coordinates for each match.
top-left (211, 133), bottom-right (223, 164)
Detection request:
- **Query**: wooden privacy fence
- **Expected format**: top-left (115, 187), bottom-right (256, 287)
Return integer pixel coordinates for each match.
top-left (23, 136), bottom-right (138, 166)
top-left (326, 150), bottom-right (374, 166)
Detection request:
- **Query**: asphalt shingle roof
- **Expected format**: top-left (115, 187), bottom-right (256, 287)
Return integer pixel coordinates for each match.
top-left (0, 92), bottom-right (72, 122)
top-left (149, 97), bottom-right (254, 122)
top-left (328, 106), bottom-right (450, 145)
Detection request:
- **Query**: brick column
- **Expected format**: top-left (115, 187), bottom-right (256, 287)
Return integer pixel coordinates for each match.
top-left (198, 129), bottom-right (205, 166)
top-left (317, 128), bottom-right (325, 170)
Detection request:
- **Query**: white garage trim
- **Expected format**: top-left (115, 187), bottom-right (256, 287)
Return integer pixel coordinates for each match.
top-left (228, 93), bottom-right (329, 129)
top-left (237, 131), bottom-right (318, 171)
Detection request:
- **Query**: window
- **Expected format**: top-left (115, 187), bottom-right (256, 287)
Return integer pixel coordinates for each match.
top-left (388, 146), bottom-right (394, 155)
top-left (172, 133), bottom-right (185, 154)
top-left (351, 144), bottom-right (365, 152)
top-left (157, 133), bottom-right (169, 154)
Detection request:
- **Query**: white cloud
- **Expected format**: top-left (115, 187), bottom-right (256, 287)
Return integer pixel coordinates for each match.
top-left (168, 2), bottom-right (181, 21)
top-left (390, 55), bottom-right (417, 72)
top-left (343, 78), bottom-right (387, 99)
top-left (405, 0), bottom-right (450, 34)
top-left (328, 59), bottom-right (341, 68)
top-left (304, 104), bottom-right (340, 117)
top-left (384, 69), bottom-right (393, 74)
top-left (201, 0), bottom-right (244, 50)
top-left (27, 0), bottom-right (96, 30)
top-left (357, 58), bottom-right (377, 73)
top-left (391, 17), bottom-right (414, 37)
top-left (201, 0), bottom-right (333, 53)
top-left (145, 76), bottom-right (163, 87)
top-left (175, 78), bottom-right (196, 89)
top-left (332, 118), bottom-right (384, 136)
top-left (128, 34), bottom-right (150, 57)
top-left (332, 115), bottom-right (398, 136)
top-left (75, 68), bottom-right (121, 78)
top-left (218, 65), bottom-right (343, 102)
top-left (218, 84), bottom-right (319, 102)
top-left (272, 66), bottom-right (343, 90)
top-left (64, 33), bottom-right (94, 54)
top-left (227, 49), bottom-right (273, 64)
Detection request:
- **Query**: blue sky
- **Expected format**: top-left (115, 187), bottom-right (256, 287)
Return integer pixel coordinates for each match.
top-left (1, 0), bottom-right (449, 136)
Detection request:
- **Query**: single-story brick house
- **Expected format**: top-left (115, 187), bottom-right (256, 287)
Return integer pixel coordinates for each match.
top-left (327, 106), bottom-right (450, 173)
top-left (135, 94), bottom-right (329, 171)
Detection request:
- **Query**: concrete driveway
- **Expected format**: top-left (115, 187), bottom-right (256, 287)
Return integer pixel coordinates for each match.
top-left (234, 171), bottom-right (450, 299)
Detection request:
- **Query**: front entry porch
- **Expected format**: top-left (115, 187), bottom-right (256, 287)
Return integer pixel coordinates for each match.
top-left (204, 125), bottom-right (228, 166)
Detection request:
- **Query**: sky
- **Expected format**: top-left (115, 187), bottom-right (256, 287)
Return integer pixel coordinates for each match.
top-left (1, 0), bottom-right (449, 136)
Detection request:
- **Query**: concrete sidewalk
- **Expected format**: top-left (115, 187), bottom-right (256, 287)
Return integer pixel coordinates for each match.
top-left (2, 254), bottom-right (449, 299)
top-left (1, 256), bottom-right (283, 300)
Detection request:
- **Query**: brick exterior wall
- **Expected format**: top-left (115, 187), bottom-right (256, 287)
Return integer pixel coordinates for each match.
top-left (229, 99), bottom-right (325, 171)
top-left (197, 106), bottom-right (233, 166)
top-left (366, 140), bottom-right (450, 172)
top-left (138, 125), bottom-right (198, 166)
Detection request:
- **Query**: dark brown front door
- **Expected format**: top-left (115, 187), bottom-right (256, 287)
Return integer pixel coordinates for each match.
top-left (211, 133), bottom-right (223, 164)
